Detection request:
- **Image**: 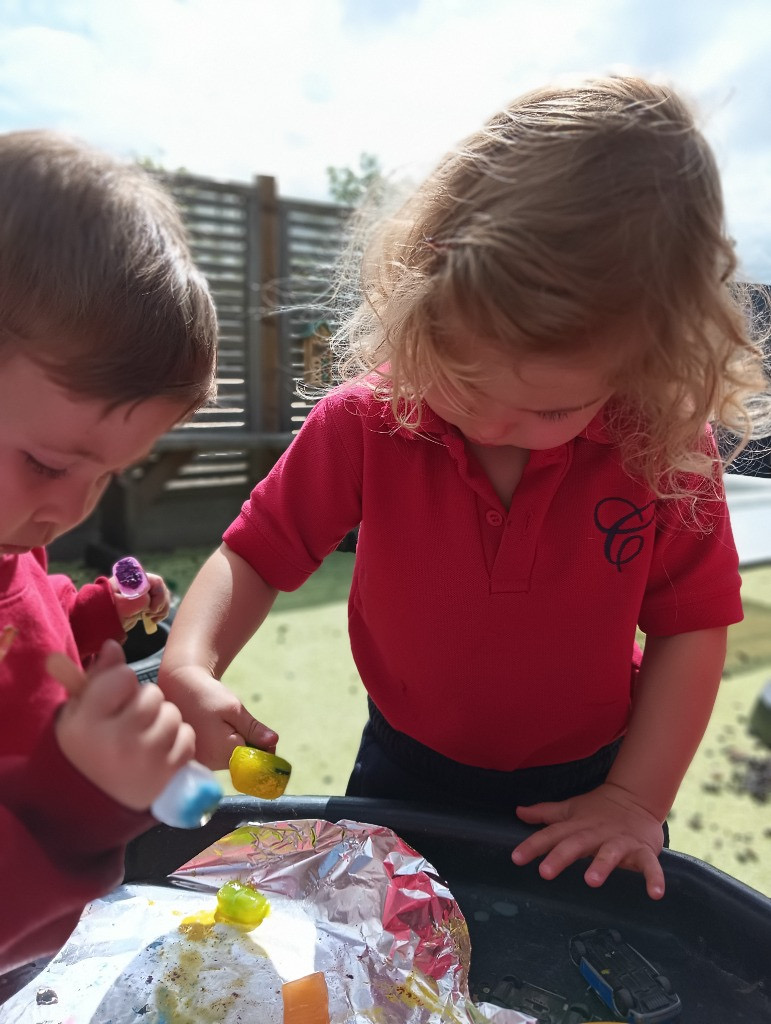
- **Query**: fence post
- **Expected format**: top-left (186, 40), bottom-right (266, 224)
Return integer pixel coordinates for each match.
top-left (243, 179), bottom-right (262, 436)
top-left (249, 175), bottom-right (283, 481)
top-left (256, 175), bottom-right (280, 433)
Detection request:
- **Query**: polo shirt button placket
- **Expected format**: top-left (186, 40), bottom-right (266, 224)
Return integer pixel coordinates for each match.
top-left (485, 509), bottom-right (504, 527)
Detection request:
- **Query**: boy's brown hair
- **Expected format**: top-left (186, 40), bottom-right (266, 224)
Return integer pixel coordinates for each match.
top-left (0, 130), bottom-right (217, 413)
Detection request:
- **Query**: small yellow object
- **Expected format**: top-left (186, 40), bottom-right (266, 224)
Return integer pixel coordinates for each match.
top-left (229, 745), bottom-right (292, 799)
top-left (215, 880), bottom-right (270, 929)
top-left (282, 971), bottom-right (329, 1024)
top-left (141, 611), bottom-right (158, 635)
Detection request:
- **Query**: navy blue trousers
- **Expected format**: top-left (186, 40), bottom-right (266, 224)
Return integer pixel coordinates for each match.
top-left (346, 699), bottom-right (669, 846)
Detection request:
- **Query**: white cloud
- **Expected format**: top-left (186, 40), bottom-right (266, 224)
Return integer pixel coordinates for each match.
top-left (0, 0), bottom-right (769, 279)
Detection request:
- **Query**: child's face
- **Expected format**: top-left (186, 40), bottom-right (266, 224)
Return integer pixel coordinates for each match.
top-left (0, 355), bottom-right (187, 554)
top-left (424, 351), bottom-right (615, 451)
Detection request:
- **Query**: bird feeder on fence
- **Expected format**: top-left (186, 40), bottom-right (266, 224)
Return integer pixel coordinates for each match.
top-left (301, 320), bottom-right (334, 388)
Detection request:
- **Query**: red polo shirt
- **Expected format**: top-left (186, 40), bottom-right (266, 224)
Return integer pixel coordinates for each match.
top-left (0, 549), bottom-right (153, 972)
top-left (224, 384), bottom-right (742, 771)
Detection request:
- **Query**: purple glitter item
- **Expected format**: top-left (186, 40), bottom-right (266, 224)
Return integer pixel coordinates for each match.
top-left (112, 556), bottom-right (149, 597)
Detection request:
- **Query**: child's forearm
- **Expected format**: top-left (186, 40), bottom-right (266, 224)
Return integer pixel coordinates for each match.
top-left (160, 544), bottom-right (278, 683)
top-left (157, 544), bottom-right (280, 767)
top-left (606, 626), bottom-right (727, 820)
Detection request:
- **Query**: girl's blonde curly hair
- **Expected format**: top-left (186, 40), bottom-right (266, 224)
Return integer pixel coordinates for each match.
top-left (329, 75), bottom-right (771, 497)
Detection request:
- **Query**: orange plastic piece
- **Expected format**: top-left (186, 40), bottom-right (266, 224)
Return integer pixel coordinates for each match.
top-left (282, 971), bottom-right (329, 1024)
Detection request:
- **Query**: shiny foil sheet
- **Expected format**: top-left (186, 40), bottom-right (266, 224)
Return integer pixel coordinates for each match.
top-left (2, 818), bottom-right (534, 1023)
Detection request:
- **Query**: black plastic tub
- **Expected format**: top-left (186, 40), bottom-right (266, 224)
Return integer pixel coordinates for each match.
top-left (120, 795), bottom-right (770, 1023)
top-left (123, 615), bottom-right (171, 684)
top-left (3, 795), bottom-right (768, 1019)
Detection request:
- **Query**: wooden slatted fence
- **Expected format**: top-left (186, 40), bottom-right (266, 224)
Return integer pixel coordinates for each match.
top-left (88, 172), bottom-right (351, 554)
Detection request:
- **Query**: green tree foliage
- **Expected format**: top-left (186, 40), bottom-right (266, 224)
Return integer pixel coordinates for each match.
top-left (326, 152), bottom-right (385, 206)
top-left (134, 155), bottom-right (190, 175)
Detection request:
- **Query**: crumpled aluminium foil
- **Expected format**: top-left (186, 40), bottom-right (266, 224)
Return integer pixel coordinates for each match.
top-left (2, 818), bottom-right (532, 1023)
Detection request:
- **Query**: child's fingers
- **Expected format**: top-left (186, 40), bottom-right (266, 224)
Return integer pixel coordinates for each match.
top-left (638, 853), bottom-right (666, 899)
top-left (583, 841), bottom-right (666, 898)
top-left (536, 828), bottom-right (607, 880)
top-left (113, 592), bottom-right (151, 630)
top-left (515, 800), bottom-right (562, 825)
top-left (514, 824), bottom-right (615, 881)
top-left (145, 575), bottom-right (171, 619)
top-left (168, 719), bottom-right (197, 767)
top-left (512, 807), bottom-right (667, 898)
top-left (80, 662), bottom-right (143, 718)
top-left (115, 679), bottom-right (166, 730)
top-left (581, 841), bottom-right (628, 888)
top-left (143, 707), bottom-right (196, 769)
top-left (511, 802), bottom-right (565, 864)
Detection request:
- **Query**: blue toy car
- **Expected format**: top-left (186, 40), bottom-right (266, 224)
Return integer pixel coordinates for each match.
top-left (569, 928), bottom-right (682, 1024)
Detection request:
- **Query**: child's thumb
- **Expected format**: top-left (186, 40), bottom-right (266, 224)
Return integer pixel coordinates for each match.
top-left (92, 637), bottom-right (127, 671)
top-left (238, 709), bottom-right (279, 754)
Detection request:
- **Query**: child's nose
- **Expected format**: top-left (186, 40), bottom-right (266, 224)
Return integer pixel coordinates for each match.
top-left (37, 482), bottom-right (101, 530)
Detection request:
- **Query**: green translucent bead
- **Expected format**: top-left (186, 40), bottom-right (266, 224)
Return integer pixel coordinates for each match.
top-left (215, 880), bottom-right (270, 929)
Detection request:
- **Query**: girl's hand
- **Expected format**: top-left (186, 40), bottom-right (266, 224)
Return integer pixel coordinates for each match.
top-left (110, 572), bottom-right (171, 632)
top-left (511, 782), bottom-right (667, 899)
top-left (158, 663), bottom-right (279, 770)
top-left (50, 640), bottom-right (195, 812)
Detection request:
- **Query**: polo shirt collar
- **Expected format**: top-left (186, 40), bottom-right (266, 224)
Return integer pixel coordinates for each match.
top-left (373, 398), bottom-right (447, 441)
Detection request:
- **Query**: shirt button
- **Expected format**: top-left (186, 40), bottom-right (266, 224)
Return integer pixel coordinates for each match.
top-left (485, 509), bottom-right (504, 526)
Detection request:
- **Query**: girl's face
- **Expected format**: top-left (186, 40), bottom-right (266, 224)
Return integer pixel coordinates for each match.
top-left (423, 349), bottom-right (616, 451)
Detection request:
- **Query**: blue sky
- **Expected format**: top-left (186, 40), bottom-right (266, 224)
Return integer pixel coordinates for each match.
top-left (0, 0), bottom-right (769, 280)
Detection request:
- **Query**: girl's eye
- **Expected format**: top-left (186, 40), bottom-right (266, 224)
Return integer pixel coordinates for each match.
top-left (24, 453), bottom-right (68, 480)
top-left (536, 410), bottom-right (570, 422)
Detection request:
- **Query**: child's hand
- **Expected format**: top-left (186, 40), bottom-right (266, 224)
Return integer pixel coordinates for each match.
top-left (110, 571), bottom-right (171, 632)
top-left (511, 782), bottom-right (666, 899)
top-left (159, 664), bottom-right (279, 770)
top-left (49, 640), bottom-right (195, 812)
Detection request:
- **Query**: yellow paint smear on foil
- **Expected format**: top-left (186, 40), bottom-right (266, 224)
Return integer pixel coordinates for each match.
top-left (178, 909), bottom-right (216, 941)
top-left (157, 915), bottom-right (254, 1023)
top-left (391, 971), bottom-right (486, 1023)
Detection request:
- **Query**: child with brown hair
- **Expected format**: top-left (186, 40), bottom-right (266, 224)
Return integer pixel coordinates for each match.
top-left (0, 131), bottom-right (220, 973)
top-left (160, 76), bottom-right (771, 900)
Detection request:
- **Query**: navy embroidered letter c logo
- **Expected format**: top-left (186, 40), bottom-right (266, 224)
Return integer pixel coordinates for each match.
top-left (594, 497), bottom-right (655, 571)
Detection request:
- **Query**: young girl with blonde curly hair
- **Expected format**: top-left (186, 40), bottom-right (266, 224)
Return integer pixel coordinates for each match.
top-left (161, 75), bottom-right (771, 899)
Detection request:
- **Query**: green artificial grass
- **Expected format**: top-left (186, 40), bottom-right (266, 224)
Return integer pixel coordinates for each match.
top-left (50, 548), bottom-right (771, 896)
